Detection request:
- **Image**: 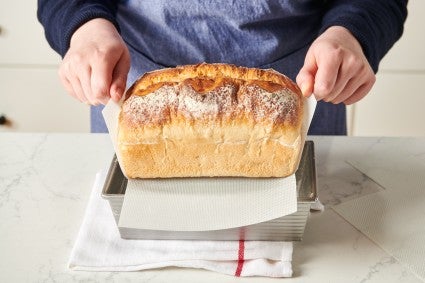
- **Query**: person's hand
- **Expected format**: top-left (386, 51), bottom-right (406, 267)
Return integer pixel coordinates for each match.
top-left (296, 26), bottom-right (375, 105)
top-left (59, 18), bottom-right (130, 105)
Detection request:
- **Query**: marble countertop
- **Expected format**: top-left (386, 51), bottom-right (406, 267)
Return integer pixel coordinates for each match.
top-left (0, 133), bottom-right (423, 283)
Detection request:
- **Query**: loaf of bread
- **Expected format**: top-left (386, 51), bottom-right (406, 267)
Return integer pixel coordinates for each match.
top-left (118, 63), bottom-right (304, 178)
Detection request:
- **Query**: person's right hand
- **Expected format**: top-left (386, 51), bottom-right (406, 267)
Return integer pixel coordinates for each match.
top-left (59, 18), bottom-right (130, 105)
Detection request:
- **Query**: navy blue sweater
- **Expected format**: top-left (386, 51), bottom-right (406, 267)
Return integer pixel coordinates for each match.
top-left (38, 0), bottom-right (407, 73)
top-left (37, 0), bottom-right (407, 135)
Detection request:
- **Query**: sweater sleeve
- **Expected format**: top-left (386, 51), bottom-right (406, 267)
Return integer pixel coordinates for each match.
top-left (320, 0), bottom-right (408, 72)
top-left (37, 0), bottom-right (120, 57)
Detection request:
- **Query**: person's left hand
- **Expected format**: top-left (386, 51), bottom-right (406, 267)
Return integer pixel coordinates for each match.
top-left (296, 26), bottom-right (376, 105)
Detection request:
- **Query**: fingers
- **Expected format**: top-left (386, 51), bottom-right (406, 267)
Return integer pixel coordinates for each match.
top-left (317, 58), bottom-right (374, 105)
top-left (324, 54), bottom-right (364, 102)
top-left (91, 51), bottom-right (115, 105)
top-left (329, 77), bottom-right (357, 104)
top-left (59, 62), bottom-right (88, 104)
top-left (296, 51), bottom-right (316, 97)
top-left (110, 50), bottom-right (130, 102)
top-left (71, 76), bottom-right (88, 104)
top-left (59, 48), bottom-right (128, 105)
top-left (78, 65), bottom-right (94, 104)
top-left (57, 19), bottom-right (130, 106)
top-left (343, 76), bottom-right (375, 105)
top-left (313, 49), bottom-right (342, 101)
top-left (297, 26), bottom-right (376, 105)
top-left (58, 68), bottom-right (77, 100)
top-left (331, 68), bottom-right (375, 104)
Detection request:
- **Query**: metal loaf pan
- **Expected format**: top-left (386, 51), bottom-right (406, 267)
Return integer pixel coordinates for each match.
top-left (102, 141), bottom-right (317, 241)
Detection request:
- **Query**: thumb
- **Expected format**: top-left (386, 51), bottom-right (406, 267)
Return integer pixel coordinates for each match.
top-left (296, 50), bottom-right (317, 97)
top-left (110, 51), bottom-right (130, 102)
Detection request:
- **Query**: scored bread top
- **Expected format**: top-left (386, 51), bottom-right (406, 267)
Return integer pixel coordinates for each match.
top-left (121, 63), bottom-right (303, 129)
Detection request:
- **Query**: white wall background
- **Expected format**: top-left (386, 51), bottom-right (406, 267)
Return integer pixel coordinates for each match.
top-left (348, 1), bottom-right (425, 136)
top-left (0, 1), bottom-right (90, 133)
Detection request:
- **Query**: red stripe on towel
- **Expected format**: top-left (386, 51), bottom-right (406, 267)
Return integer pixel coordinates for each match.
top-left (235, 239), bottom-right (245, 277)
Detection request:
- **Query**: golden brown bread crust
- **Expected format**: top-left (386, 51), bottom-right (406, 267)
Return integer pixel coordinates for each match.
top-left (118, 63), bottom-right (304, 178)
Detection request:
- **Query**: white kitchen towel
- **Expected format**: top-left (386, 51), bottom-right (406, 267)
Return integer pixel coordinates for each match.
top-left (68, 172), bottom-right (293, 277)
